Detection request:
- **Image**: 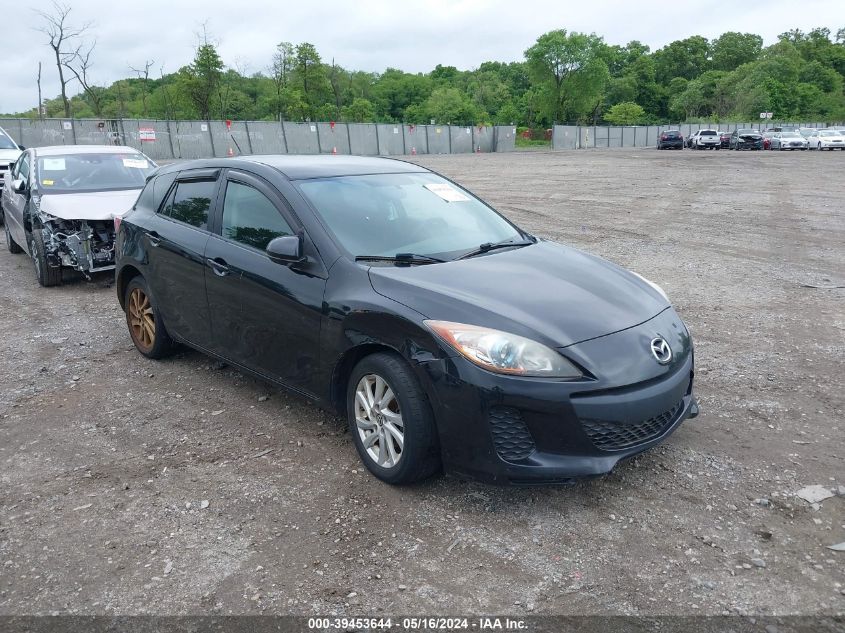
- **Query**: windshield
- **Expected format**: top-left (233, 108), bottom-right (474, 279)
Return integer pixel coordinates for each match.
top-left (35, 152), bottom-right (155, 194)
top-left (0, 133), bottom-right (18, 150)
top-left (819, 131), bottom-right (840, 137)
top-left (737, 130), bottom-right (758, 135)
top-left (781, 133), bottom-right (801, 139)
top-left (298, 172), bottom-right (523, 260)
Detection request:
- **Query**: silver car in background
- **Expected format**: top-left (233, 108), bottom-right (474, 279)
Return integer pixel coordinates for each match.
top-left (770, 131), bottom-right (809, 150)
top-left (0, 126), bottom-right (23, 195)
top-left (2, 145), bottom-right (156, 286)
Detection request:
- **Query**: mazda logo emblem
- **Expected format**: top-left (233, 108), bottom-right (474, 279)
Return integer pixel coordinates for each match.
top-left (650, 337), bottom-right (672, 364)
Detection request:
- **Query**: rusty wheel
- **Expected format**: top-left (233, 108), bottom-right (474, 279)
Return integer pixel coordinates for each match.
top-left (127, 286), bottom-right (155, 352)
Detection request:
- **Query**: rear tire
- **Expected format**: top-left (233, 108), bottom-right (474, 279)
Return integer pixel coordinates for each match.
top-left (5, 221), bottom-right (22, 254)
top-left (124, 276), bottom-right (174, 359)
top-left (347, 352), bottom-right (441, 485)
top-left (30, 231), bottom-right (62, 287)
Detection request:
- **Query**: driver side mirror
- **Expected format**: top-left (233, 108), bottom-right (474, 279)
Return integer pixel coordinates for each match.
top-left (266, 234), bottom-right (303, 265)
top-left (11, 179), bottom-right (26, 194)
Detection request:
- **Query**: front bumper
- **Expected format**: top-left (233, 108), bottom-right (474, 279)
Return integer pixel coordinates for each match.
top-left (735, 140), bottom-right (763, 150)
top-left (417, 311), bottom-right (697, 485)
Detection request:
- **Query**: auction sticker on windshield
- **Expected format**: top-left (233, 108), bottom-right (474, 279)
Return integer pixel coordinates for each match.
top-left (424, 183), bottom-right (470, 202)
top-left (42, 158), bottom-right (66, 171)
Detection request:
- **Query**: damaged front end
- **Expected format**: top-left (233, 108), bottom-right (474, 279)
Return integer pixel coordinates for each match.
top-left (35, 208), bottom-right (117, 277)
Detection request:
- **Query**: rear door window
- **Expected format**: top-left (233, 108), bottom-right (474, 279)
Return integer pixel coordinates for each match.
top-left (161, 179), bottom-right (216, 230)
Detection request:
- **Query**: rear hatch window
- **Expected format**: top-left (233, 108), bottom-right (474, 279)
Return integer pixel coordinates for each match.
top-left (700, 131), bottom-right (717, 136)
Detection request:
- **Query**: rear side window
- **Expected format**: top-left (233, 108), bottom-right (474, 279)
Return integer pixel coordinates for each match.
top-left (222, 181), bottom-right (293, 251)
top-left (153, 172), bottom-right (177, 209)
top-left (162, 179), bottom-right (215, 230)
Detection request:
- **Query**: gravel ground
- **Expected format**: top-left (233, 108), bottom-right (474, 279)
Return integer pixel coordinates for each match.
top-left (0, 148), bottom-right (843, 617)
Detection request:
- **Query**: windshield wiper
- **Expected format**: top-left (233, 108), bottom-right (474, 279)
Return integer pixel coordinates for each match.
top-left (355, 253), bottom-right (446, 265)
top-left (456, 237), bottom-right (535, 261)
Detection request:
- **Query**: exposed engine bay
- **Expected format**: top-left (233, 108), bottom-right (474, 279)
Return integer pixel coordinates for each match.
top-left (36, 213), bottom-right (116, 276)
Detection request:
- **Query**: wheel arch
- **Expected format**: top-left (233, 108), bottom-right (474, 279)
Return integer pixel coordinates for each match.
top-left (329, 342), bottom-right (406, 416)
top-left (116, 265), bottom-right (143, 309)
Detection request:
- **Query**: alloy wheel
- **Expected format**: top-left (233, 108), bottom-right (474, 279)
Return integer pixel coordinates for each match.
top-left (128, 287), bottom-right (156, 352)
top-left (354, 373), bottom-right (404, 469)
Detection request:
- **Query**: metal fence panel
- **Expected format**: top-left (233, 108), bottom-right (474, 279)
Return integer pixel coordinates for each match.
top-left (426, 125), bottom-right (450, 154)
top-left (404, 124), bottom-right (427, 154)
top-left (346, 123), bottom-right (378, 155)
top-left (316, 122), bottom-right (350, 154)
top-left (122, 120), bottom-right (176, 160)
top-left (282, 122), bottom-right (320, 154)
top-left (208, 120), bottom-right (248, 158)
top-left (646, 126), bottom-right (659, 146)
top-left (171, 120), bottom-right (214, 159)
top-left (606, 127), bottom-right (622, 147)
top-left (449, 126), bottom-right (473, 153)
top-left (493, 126), bottom-right (516, 152)
top-left (247, 121), bottom-right (286, 154)
top-left (473, 126), bottom-right (493, 153)
top-left (552, 125), bottom-right (578, 150)
top-left (376, 124), bottom-right (405, 155)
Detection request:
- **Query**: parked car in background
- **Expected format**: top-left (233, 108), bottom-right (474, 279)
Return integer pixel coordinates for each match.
top-left (0, 126), bottom-right (23, 199)
top-left (762, 131), bottom-right (775, 150)
top-left (730, 129), bottom-right (764, 150)
top-left (719, 131), bottom-right (732, 148)
top-left (691, 129), bottom-right (720, 149)
top-left (657, 130), bottom-right (684, 150)
top-left (806, 129), bottom-right (845, 150)
top-left (2, 145), bottom-right (156, 286)
top-left (115, 155), bottom-right (698, 485)
top-left (770, 131), bottom-right (809, 150)
top-left (798, 128), bottom-right (818, 139)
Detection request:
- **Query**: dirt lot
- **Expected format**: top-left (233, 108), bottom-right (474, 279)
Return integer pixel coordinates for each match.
top-left (0, 148), bottom-right (843, 617)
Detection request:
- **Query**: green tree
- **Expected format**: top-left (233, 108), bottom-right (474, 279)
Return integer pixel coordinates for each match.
top-left (653, 36), bottom-right (710, 83)
top-left (525, 29), bottom-right (607, 124)
top-left (185, 41), bottom-right (224, 120)
top-left (710, 32), bottom-right (763, 71)
top-left (604, 101), bottom-right (645, 125)
top-left (294, 42), bottom-right (330, 119)
top-left (342, 97), bottom-right (376, 122)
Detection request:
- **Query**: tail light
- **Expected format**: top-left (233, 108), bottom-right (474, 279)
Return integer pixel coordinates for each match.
top-left (660, 135), bottom-right (667, 140)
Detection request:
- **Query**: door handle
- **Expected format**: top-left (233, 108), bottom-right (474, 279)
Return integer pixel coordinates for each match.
top-left (148, 231), bottom-right (161, 247)
top-left (206, 257), bottom-right (230, 276)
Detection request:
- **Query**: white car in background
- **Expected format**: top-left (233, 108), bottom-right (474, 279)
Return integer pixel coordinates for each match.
top-left (2, 145), bottom-right (156, 286)
top-left (805, 129), bottom-right (845, 150)
top-left (0, 126), bottom-right (23, 198)
top-left (691, 129), bottom-right (720, 150)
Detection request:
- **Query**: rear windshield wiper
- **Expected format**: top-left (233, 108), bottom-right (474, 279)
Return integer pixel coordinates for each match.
top-left (456, 237), bottom-right (535, 261)
top-left (355, 253), bottom-right (446, 265)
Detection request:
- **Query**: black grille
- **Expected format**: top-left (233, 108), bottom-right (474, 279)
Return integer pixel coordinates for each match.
top-left (582, 401), bottom-right (683, 451)
top-left (489, 407), bottom-right (535, 462)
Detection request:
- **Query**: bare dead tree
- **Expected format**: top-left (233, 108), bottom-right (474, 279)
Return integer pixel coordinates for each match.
top-left (37, 62), bottom-right (44, 119)
top-left (63, 40), bottom-right (104, 116)
top-left (158, 65), bottom-right (175, 120)
top-left (129, 59), bottom-right (155, 118)
top-left (34, 1), bottom-right (91, 118)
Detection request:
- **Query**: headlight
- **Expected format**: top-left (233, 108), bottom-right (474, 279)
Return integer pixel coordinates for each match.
top-left (424, 320), bottom-right (582, 378)
top-left (630, 271), bottom-right (670, 302)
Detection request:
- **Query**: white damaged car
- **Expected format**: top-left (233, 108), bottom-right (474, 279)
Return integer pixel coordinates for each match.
top-left (2, 145), bottom-right (156, 286)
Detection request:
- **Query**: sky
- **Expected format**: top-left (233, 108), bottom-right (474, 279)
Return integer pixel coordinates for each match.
top-left (2, 0), bottom-right (844, 114)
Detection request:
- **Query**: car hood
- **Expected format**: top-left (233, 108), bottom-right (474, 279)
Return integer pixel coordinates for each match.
top-left (0, 148), bottom-right (22, 164)
top-left (367, 240), bottom-right (669, 348)
top-left (37, 189), bottom-right (142, 221)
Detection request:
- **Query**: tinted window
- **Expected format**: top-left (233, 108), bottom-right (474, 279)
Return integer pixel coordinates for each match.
top-left (153, 172), bottom-right (177, 209)
top-left (163, 180), bottom-right (215, 229)
top-left (700, 131), bottom-right (717, 136)
top-left (664, 131), bottom-right (681, 138)
top-left (222, 181), bottom-right (293, 250)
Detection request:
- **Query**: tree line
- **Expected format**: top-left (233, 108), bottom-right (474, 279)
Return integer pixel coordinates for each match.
top-left (11, 3), bottom-right (845, 126)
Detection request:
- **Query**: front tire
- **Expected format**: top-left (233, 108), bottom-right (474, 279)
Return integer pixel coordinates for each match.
top-left (5, 221), bottom-right (22, 254)
top-left (124, 276), bottom-right (174, 359)
top-left (347, 352), bottom-right (440, 485)
top-left (30, 231), bottom-right (61, 286)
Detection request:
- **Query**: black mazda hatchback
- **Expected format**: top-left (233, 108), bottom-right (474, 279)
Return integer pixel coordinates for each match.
top-left (115, 155), bottom-right (698, 485)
